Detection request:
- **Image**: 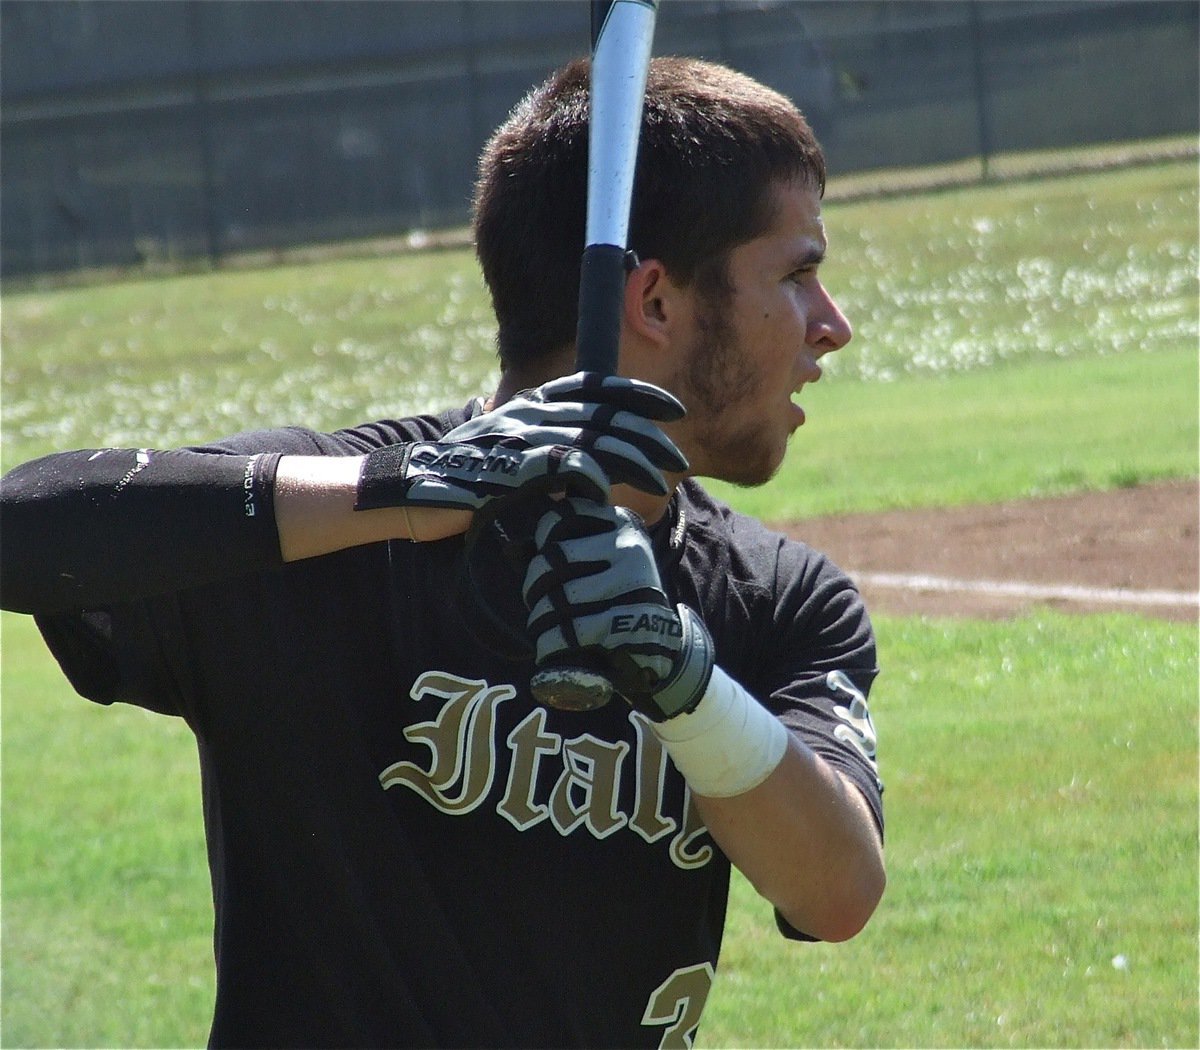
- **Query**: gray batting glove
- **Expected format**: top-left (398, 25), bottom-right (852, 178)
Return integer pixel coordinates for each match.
top-left (355, 439), bottom-right (615, 513)
top-left (440, 372), bottom-right (689, 497)
top-left (355, 373), bottom-right (688, 514)
top-left (522, 497), bottom-right (714, 722)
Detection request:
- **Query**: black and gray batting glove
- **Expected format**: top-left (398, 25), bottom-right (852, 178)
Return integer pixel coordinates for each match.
top-left (522, 497), bottom-right (714, 722)
top-left (355, 372), bottom-right (688, 515)
top-left (355, 439), bottom-right (614, 513)
top-left (442, 372), bottom-right (688, 498)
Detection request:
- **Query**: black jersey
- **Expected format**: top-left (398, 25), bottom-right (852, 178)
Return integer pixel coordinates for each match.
top-left (30, 404), bottom-right (883, 1049)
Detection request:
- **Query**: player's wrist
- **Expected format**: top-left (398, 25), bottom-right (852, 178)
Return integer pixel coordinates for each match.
top-left (401, 505), bottom-right (474, 543)
top-left (651, 664), bottom-right (789, 798)
top-left (644, 603), bottom-right (714, 720)
top-left (354, 442), bottom-right (419, 511)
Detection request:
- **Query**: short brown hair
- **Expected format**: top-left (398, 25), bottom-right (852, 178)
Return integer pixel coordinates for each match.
top-left (473, 56), bottom-right (826, 369)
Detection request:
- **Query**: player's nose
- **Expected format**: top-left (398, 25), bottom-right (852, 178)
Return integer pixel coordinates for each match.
top-left (807, 281), bottom-right (852, 355)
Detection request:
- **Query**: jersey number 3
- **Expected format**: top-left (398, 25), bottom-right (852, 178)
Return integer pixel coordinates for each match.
top-left (642, 962), bottom-right (715, 1049)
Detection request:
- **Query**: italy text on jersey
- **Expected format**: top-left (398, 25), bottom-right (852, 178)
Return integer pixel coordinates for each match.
top-left (377, 670), bottom-right (714, 870)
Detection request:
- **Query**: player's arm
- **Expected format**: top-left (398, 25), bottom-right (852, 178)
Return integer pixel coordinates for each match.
top-left (523, 499), bottom-right (885, 941)
top-left (0, 445), bottom-right (513, 611)
top-left (273, 454), bottom-right (461, 558)
top-left (685, 735), bottom-right (884, 943)
top-left (278, 373), bottom-right (687, 560)
top-left (0, 443), bottom-right (601, 613)
top-left (0, 446), bottom-right (287, 614)
top-left (0, 375), bottom-right (686, 614)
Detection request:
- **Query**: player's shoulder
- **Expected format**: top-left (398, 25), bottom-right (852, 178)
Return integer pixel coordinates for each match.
top-left (678, 479), bottom-right (826, 576)
top-left (196, 403), bottom-right (477, 457)
top-left (676, 479), bottom-right (867, 617)
top-left (676, 480), bottom-right (876, 682)
top-left (331, 402), bottom-right (475, 451)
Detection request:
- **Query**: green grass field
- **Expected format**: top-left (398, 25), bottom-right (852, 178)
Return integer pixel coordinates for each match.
top-left (701, 613), bottom-right (1198, 1049)
top-left (2, 160), bottom-right (1197, 1047)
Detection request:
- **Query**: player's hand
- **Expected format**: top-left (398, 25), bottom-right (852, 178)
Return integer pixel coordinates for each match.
top-left (441, 372), bottom-right (689, 498)
top-left (355, 437), bottom-right (616, 514)
top-left (522, 497), bottom-right (714, 722)
top-left (355, 373), bottom-right (688, 516)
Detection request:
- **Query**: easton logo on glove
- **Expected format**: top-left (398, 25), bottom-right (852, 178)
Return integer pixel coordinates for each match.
top-left (355, 439), bottom-right (610, 513)
top-left (611, 612), bottom-right (684, 639)
top-left (409, 444), bottom-right (521, 478)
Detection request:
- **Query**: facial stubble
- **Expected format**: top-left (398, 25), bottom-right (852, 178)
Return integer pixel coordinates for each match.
top-left (677, 300), bottom-right (786, 489)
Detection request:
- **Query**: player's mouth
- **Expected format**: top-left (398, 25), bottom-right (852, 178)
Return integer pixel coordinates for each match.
top-left (789, 366), bottom-right (823, 426)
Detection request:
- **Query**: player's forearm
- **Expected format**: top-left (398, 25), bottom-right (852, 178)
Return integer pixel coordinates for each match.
top-left (273, 456), bottom-right (471, 561)
top-left (693, 735), bottom-right (885, 943)
top-left (0, 449), bottom-right (468, 613)
top-left (0, 447), bottom-right (283, 613)
top-left (648, 660), bottom-right (884, 942)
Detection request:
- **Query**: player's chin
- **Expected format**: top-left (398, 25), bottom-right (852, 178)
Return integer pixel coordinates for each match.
top-left (710, 436), bottom-right (788, 488)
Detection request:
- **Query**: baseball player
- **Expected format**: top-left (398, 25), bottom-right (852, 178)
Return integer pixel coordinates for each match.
top-left (1, 57), bottom-right (884, 1048)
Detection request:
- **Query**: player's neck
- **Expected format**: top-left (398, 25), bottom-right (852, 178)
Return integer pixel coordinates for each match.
top-left (613, 481), bottom-right (676, 527)
top-left (490, 351), bottom-right (576, 408)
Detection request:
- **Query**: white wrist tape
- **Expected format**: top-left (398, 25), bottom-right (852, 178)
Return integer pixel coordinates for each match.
top-left (651, 665), bottom-right (789, 798)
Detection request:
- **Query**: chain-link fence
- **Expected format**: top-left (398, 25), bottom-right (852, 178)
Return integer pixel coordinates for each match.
top-left (2, 0), bottom-right (1196, 277)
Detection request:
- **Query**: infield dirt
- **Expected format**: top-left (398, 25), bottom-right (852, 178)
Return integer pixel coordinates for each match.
top-left (776, 479), bottom-right (1198, 622)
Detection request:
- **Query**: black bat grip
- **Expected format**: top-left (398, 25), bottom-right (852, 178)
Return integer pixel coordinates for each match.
top-left (574, 243), bottom-right (629, 375)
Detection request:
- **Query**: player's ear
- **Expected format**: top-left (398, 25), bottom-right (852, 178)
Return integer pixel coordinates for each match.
top-left (623, 258), bottom-right (683, 348)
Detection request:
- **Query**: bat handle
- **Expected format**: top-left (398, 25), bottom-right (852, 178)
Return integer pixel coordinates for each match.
top-left (530, 658), bottom-right (615, 712)
top-left (574, 243), bottom-right (635, 374)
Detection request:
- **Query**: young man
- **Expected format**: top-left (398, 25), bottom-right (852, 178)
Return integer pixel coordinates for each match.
top-left (1, 57), bottom-right (884, 1048)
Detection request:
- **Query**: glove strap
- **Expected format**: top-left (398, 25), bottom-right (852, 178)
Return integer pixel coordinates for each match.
top-left (650, 604), bottom-right (715, 720)
top-left (652, 664), bottom-right (789, 798)
top-left (355, 443), bottom-right (416, 511)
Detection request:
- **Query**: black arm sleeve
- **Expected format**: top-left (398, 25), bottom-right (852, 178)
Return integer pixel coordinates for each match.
top-left (0, 447), bottom-right (283, 613)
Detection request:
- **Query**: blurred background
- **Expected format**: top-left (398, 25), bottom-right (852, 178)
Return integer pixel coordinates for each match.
top-left (2, 0), bottom-right (1196, 278)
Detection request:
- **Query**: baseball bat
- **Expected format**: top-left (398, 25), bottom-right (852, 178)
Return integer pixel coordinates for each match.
top-left (528, 0), bottom-right (658, 712)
